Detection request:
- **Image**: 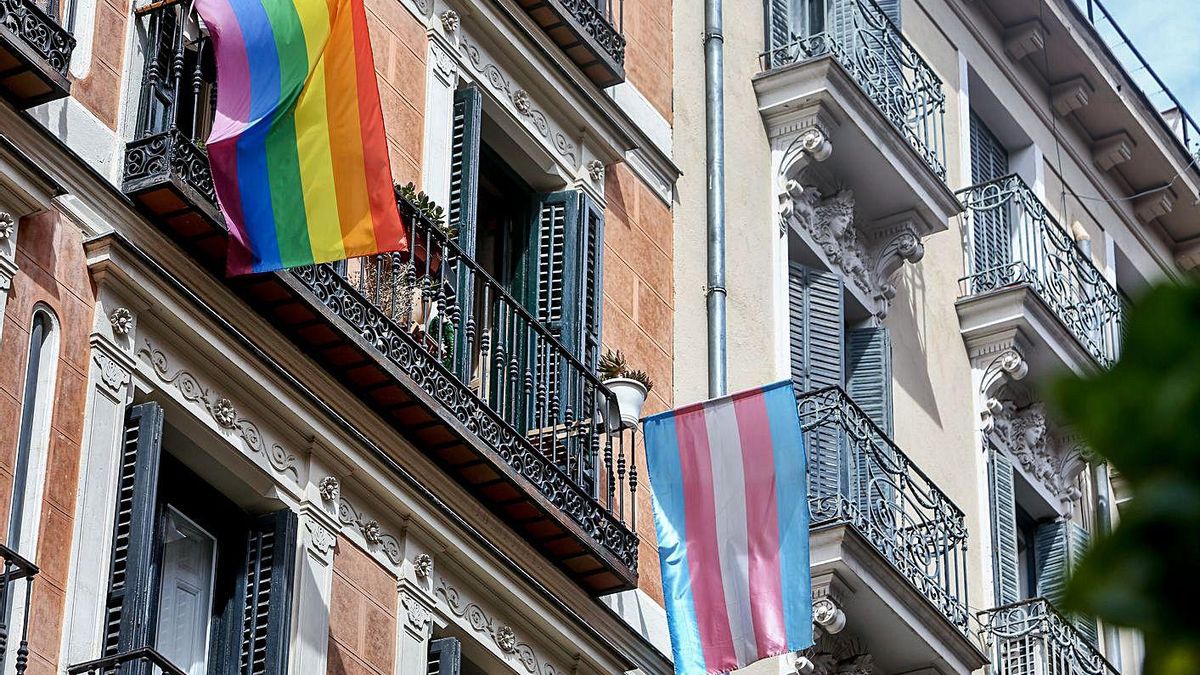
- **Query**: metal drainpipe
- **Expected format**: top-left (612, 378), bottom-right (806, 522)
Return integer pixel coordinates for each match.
top-left (704, 0), bottom-right (727, 397)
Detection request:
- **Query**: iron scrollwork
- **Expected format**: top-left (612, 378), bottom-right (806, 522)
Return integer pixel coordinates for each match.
top-left (982, 599), bottom-right (1117, 675)
top-left (0, 0), bottom-right (76, 76)
top-left (798, 386), bottom-right (970, 633)
top-left (123, 129), bottom-right (218, 208)
top-left (556, 0), bottom-right (625, 66)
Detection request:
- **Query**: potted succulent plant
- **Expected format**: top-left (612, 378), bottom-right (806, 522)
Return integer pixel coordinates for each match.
top-left (598, 349), bottom-right (654, 429)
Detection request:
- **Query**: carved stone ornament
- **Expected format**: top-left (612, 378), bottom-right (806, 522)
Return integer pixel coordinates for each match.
top-left (439, 9), bottom-right (459, 32)
top-left (93, 351), bottom-right (131, 393)
top-left (306, 520), bottom-right (336, 556)
top-left (586, 159), bottom-right (605, 183)
top-left (137, 340), bottom-right (300, 478)
top-left (799, 632), bottom-right (875, 675)
top-left (337, 498), bottom-right (403, 565)
top-left (413, 552), bottom-right (433, 579)
top-left (780, 182), bottom-right (925, 318)
top-left (511, 89), bottom-right (532, 115)
top-left (0, 212), bottom-right (13, 240)
top-left (318, 476), bottom-right (340, 502)
top-left (401, 589), bottom-right (434, 636)
top-left (109, 307), bottom-right (135, 335)
top-left (812, 597), bottom-right (846, 635)
top-left (989, 402), bottom-right (1087, 510)
top-left (436, 577), bottom-right (564, 674)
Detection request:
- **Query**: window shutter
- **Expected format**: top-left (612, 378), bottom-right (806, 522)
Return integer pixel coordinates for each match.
top-left (788, 263), bottom-right (845, 511)
top-left (1035, 519), bottom-right (1098, 644)
top-left (427, 637), bottom-right (462, 675)
top-left (449, 86), bottom-right (482, 255)
top-left (578, 193), bottom-right (606, 372)
top-left (529, 191), bottom-right (583, 355)
top-left (764, 0), bottom-right (793, 66)
top-left (237, 509), bottom-right (298, 675)
top-left (875, 0), bottom-right (901, 26)
top-left (846, 327), bottom-right (892, 434)
top-left (968, 112), bottom-right (1012, 275)
top-left (101, 403), bottom-right (165, 674)
top-left (988, 448), bottom-right (1021, 607)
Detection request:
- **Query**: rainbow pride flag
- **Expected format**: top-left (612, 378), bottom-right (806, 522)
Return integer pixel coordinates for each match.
top-left (196, 0), bottom-right (406, 275)
top-left (644, 381), bottom-right (813, 674)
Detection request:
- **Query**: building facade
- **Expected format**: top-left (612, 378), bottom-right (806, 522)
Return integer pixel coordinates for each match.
top-left (0, 0), bottom-right (1190, 673)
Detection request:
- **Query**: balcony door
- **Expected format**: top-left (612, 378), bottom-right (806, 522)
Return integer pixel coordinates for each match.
top-left (969, 112), bottom-right (1012, 275)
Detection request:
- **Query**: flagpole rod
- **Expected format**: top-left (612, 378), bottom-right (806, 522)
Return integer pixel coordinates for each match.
top-left (704, 0), bottom-right (727, 397)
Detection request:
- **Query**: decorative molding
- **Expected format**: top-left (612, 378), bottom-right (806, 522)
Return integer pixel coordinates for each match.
top-left (0, 211), bottom-right (13, 240)
top-left (412, 553), bottom-right (433, 579)
top-left (411, 0), bottom-right (432, 17)
top-left (1050, 77), bottom-right (1093, 116)
top-left (400, 588), bottom-right (434, 636)
top-left (586, 159), bottom-right (605, 183)
top-left (108, 307), bottom-right (134, 335)
top-left (1092, 132), bottom-right (1135, 172)
top-left (439, 9), bottom-right (459, 33)
top-left (435, 577), bottom-right (564, 674)
top-left (980, 347), bottom-right (1029, 428)
top-left (987, 402), bottom-right (1087, 511)
top-left (799, 632), bottom-right (875, 675)
top-left (1133, 187), bottom-right (1177, 224)
top-left (459, 34), bottom-right (578, 165)
top-left (318, 476), bottom-right (341, 503)
top-left (92, 350), bottom-right (131, 393)
top-left (137, 340), bottom-right (300, 479)
top-left (305, 519), bottom-right (337, 557)
top-left (1003, 20), bottom-right (1045, 61)
top-left (811, 572), bottom-right (849, 635)
top-left (336, 498), bottom-right (403, 566)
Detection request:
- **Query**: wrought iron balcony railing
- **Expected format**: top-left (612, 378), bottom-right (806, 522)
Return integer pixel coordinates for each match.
top-left (515, 0), bottom-right (626, 87)
top-left (121, 2), bottom-right (640, 580)
top-left (760, 0), bottom-right (947, 179)
top-left (797, 387), bottom-right (970, 633)
top-left (957, 175), bottom-right (1123, 368)
top-left (0, 0), bottom-right (75, 106)
top-left (982, 598), bottom-right (1118, 675)
top-left (67, 647), bottom-right (188, 675)
top-left (1, 543), bottom-right (38, 675)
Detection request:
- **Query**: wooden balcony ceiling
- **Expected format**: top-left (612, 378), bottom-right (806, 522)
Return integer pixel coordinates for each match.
top-left (122, 153), bottom-right (638, 595)
top-left (515, 0), bottom-right (625, 88)
top-left (0, 2), bottom-right (73, 108)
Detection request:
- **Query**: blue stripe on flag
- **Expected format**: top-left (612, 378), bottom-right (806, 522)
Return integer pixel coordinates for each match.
top-left (644, 413), bottom-right (707, 674)
top-left (763, 381), bottom-right (814, 650)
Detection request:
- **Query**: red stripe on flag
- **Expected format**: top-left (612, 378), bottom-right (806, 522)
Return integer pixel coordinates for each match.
top-left (734, 391), bottom-right (789, 658)
top-left (675, 408), bottom-right (739, 672)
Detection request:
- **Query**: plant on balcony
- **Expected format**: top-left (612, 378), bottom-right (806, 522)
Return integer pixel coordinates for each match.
top-left (599, 349), bottom-right (653, 429)
top-left (398, 182), bottom-right (455, 237)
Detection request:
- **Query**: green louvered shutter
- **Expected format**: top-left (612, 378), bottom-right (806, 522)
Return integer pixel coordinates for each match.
top-left (428, 637), bottom-right (462, 675)
top-left (103, 403), bottom-right (165, 675)
top-left (1035, 520), bottom-right (1098, 645)
top-left (969, 112), bottom-right (1012, 276)
top-left (846, 327), bottom-right (893, 519)
top-left (529, 191), bottom-right (583, 355)
top-left (237, 509), bottom-right (298, 675)
top-left (579, 194), bottom-right (606, 372)
top-left (449, 86), bottom-right (482, 379)
top-left (789, 263), bottom-right (845, 518)
top-left (989, 448), bottom-right (1021, 607)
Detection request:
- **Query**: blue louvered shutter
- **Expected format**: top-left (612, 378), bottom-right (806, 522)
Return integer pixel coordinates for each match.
top-left (103, 403), bottom-right (165, 675)
top-left (428, 637), bottom-right (462, 675)
top-left (237, 509), bottom-right (298, 675)
top-left (765, 0), bottom-right (793, 67)
top-left (846, 327), bottom-right (894, 519)
top-left (789, 263), bottom-right (845, 517)
top-left (846, 327), bottom-right (892, 434)
top-left (989, 448), bottom-right (1021, 607)
top-left (1035, 519), bottom-right (1098, 645)
top-left (969, 112), bottom-right (1012, 276)
top-left (876, 0), bottom-right (900, 27)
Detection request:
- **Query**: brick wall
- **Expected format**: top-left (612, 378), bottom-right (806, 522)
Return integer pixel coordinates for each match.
top-left (603, 163), bottom-right (673, 604)
top-left (0, 211), bottom-right (94, 674)
top-left (365, 0), bottom-right (426, 187)
top-left (327, 535), bottom-right (399, 675)
top-left (619, 0), bottom-right (672, 121)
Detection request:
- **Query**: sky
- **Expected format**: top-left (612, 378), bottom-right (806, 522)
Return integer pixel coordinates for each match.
top-left (1084, 0), bottom-right (1200, 120)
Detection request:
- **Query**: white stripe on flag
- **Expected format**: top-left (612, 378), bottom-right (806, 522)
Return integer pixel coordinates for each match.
top-left (704, 400), bottom-right (757, 665)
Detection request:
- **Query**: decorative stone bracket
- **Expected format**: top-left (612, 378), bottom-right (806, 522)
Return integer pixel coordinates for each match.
top-left (780, 182), bottom-right (926, 318)
top-left (987, 401), bottom-right (1087, 513)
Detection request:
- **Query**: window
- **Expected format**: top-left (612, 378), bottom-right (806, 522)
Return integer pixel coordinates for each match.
top-left (764, 0), bottom-right (901, 61)
top-left (100, 402), bottom-right (297, 674)
top-left (969, 111), bottom-right (1013, 274)
top-left (7, 307), bottom-right (59, 555)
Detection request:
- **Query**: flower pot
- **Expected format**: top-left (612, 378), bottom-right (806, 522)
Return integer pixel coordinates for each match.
top-left (604, 377), bottom-right (649, 429)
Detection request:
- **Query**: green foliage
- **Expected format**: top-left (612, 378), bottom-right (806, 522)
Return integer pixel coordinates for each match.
top-left (1049, 283), bottom-right (1200, 675)
top-left (398, 182), bottom-right (455, 237)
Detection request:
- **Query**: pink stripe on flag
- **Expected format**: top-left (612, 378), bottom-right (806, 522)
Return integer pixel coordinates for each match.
top-left (734, 391), bottom-right (789, 659)
top-left (196, 0), bottom-right (252, 142)
top-left (675, 409), bottom-right (739, 672)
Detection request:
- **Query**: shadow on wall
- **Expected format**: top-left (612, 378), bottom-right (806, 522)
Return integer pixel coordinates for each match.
top-left (890, 262), bottom-right (943, 428)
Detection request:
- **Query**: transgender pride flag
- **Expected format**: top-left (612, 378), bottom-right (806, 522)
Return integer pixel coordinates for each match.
top-left (644, 381), bottom-right (812, 675)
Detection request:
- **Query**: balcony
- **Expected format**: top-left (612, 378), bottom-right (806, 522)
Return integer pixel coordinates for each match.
top-left (956, 0), bottom-right (1200, 265)
top-left (982, 599), bottom-right (1118, 675)
top-left (1, 544), bottom-right (38, 674)
top-left (67, 647), bottom-right (187, 675)
top-left (0, 0), bottom-right (74, 107)
top-left (515, 0), bottom-right (625, 87)
top-left (956, 175), bottom-right (1123, 374)
top-left (754, 0), bottom-right (960, 246)
top-left (797, 387), bottom-right (987, 674)
top-left (116, 3), bottom-right (639, 593)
